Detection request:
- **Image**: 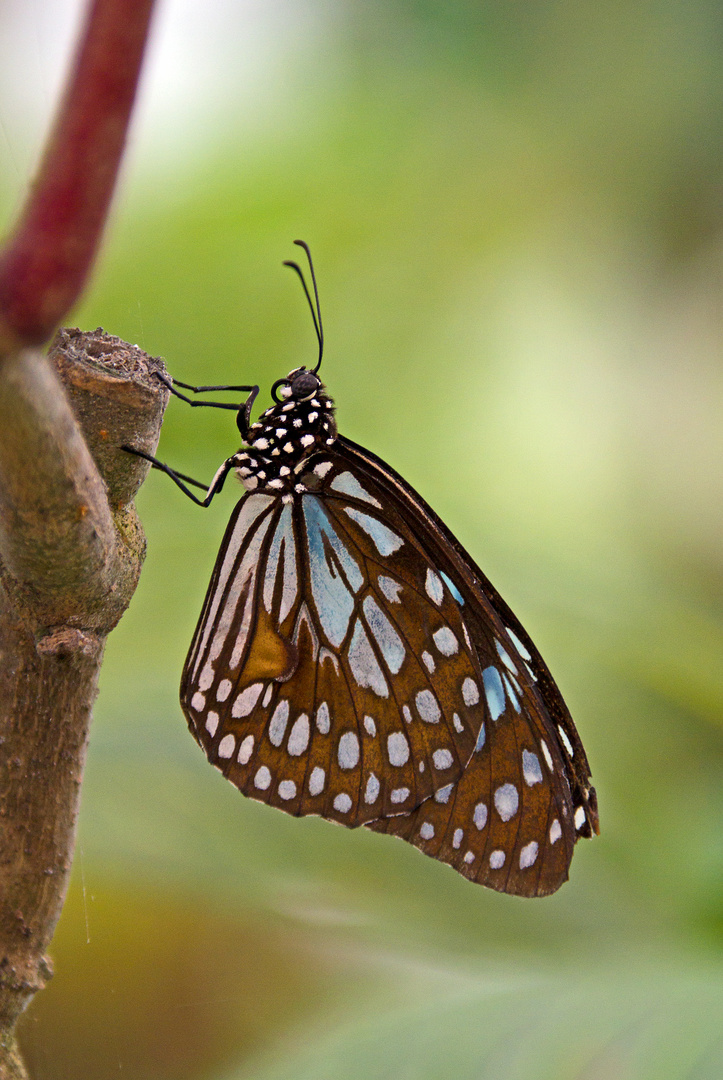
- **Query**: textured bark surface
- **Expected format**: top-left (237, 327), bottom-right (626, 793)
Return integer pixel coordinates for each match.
top-left (0, 329), bottom-right (167, 1078)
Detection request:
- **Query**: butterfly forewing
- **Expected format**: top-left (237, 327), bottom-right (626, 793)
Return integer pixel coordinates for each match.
top-left (181, 462), bottom-right (487, 825)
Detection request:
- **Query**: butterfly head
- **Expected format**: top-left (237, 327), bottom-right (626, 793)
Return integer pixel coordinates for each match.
top-left (232, 368), bottom-right (337, 495)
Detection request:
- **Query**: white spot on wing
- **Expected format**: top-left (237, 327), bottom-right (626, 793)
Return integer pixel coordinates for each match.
top-left (550, 818), bottom-right (562, 844)
top-left (278, 780), bottom-right (297, 800)
top-left (415, 689), bottom-right (441, 723)
top-left (390, 787), bottom-right (410, 803)
top-left (378, 575), bottom-right (403, 603)
top-left (334, 793), bottom-right (352, 813)
top-left (452, 829), bottom-right (463, 849)
top-left (216, 679), bottom-right (232, 702)
top-left (435, 784), bottom-right (453, 803)
top-left (387, 732), bottom-right (410, 766)
top-left (540, 739), bottom-right (554, 770)
top-left (463, 851), bottom-right (475, 865)
top-left (287, 714), bottom-right (310, 756)
top-left (315, 701), bottom-right (330, 734)
top-left (574, 806), bottom-right (586, 830)
top-left (432, 749), bottom-right (453, 770)
top-left (237, 734), bottom-right (254, 764)
top-left (232, 683), bottom-right (264, 718)
top-left (462, 677), bottom-right (480, 706)
top-left (198, 665), bottom-right (214, 691)
top-left (308, 767), bottom-right (325, 795)
top-left (191, 692), bottom-right (205, 712)
top-left (489, 850), bottom-right (505, 869)
top-left (494, 783), bottom-right (519, 821)
top-left (363, 715), bottom-right (376, 736)
top-left (205, 712), bottom-right (219, 737)
top-left (419, 822), bottom-right (435, 840)
top-left (365, 773), bottom-right (380, 804)
top-left (425, 569), bottom-right (444, 605)
top-left (254, 766), bottom-right (271, 790)
top-left (268, 700), bottom-right (290, 746)
top-left (473, 802), bottom-right (488, 830)
top-left (519, 841), bottom-right (539, 868)
top-left (522, 750), bottom-right (543, 786)
top-left (558, 725), bottom-right (574, 757)
top-left (433, 627), bottom-right (458, 656)
top-left (338, 731), bottom-right (360, 770)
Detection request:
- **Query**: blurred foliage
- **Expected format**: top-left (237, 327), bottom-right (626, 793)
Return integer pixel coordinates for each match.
top-left (4, 0), bottom-right (723, 1076)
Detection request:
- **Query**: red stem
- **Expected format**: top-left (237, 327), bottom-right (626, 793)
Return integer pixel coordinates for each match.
top-left (0, 0), bottom-right (157, 348)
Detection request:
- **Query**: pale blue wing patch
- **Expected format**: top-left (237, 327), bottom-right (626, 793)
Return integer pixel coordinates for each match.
top-left (343, 506), bottom-right (404, 556)
top-left (482, 666), bottom-right (506, 721)
top-left (362, 594), bottom-right (405, 674)
top-left (441, 571), bottom-right (464, 605)
top-left (503, 672), bottom-right (521, 713)
top-left (303, 495), bottom-right (363, 648)
top-left (377, 575), bottom-right (403, 603)
top-left (348, 617), bottom-right (389, 697)
top-left (263, 501), bottom-right (298, 625)
top-left (330, 470), bottom-right (382, 507)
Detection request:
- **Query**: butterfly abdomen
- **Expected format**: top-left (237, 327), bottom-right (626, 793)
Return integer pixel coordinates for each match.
top-left (231, 370), bottom-right (337, 496)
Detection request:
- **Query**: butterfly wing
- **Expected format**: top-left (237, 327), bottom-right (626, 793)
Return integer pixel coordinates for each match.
top-left (332, 436), bottom-right (598, 894)
top-left (181, 464), bottom-right (489, 825)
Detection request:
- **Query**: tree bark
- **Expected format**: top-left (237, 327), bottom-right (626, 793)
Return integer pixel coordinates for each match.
top-left (0, 328), bottom-right (167, 1077)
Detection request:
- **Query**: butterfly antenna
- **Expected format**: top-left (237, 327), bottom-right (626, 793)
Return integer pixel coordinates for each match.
top-left (283, 240), bottom-right (324, 373)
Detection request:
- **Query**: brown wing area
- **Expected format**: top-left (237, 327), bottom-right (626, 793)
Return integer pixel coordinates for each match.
top-left (181, 469), bottom-right (490, 827)
top-left (367, 677), bottom-right (577, 897)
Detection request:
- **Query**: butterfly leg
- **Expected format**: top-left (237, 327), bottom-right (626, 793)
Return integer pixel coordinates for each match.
top-left (152, 372), bottom-right (259, 442)
top-left (121, 446), bottom-right (235, 506)
top-left (152, 371), bottom-right (257, 413)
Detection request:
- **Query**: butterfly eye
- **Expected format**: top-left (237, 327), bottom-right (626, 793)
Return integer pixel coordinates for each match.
top-left (290, 371), bottom-right (321, 398)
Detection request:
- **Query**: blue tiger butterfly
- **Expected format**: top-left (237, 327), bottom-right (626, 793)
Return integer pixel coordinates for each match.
top-left (126, 241), bottom-right (598, 897)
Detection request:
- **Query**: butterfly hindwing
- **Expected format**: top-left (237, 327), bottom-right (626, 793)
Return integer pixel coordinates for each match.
top-left (330, 437), bottom-right (598, 893)
top-left (181, 460), bottom-right (488, 825)
top-left (367, 618), bottom-right (579, 896)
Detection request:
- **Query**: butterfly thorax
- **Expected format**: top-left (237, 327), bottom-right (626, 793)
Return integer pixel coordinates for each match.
top-left (233, 367), bottom-right (337, 495)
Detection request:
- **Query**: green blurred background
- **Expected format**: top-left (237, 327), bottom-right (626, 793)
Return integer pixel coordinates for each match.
top-left (2, 1), bottom-right (723, 1077)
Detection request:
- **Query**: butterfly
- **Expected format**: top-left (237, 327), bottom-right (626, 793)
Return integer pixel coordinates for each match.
top-left (125, 241), bottom-right (598, 897)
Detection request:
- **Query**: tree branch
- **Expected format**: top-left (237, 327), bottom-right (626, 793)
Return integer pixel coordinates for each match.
top-left (0, 331), bottom-right (167, 1078)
